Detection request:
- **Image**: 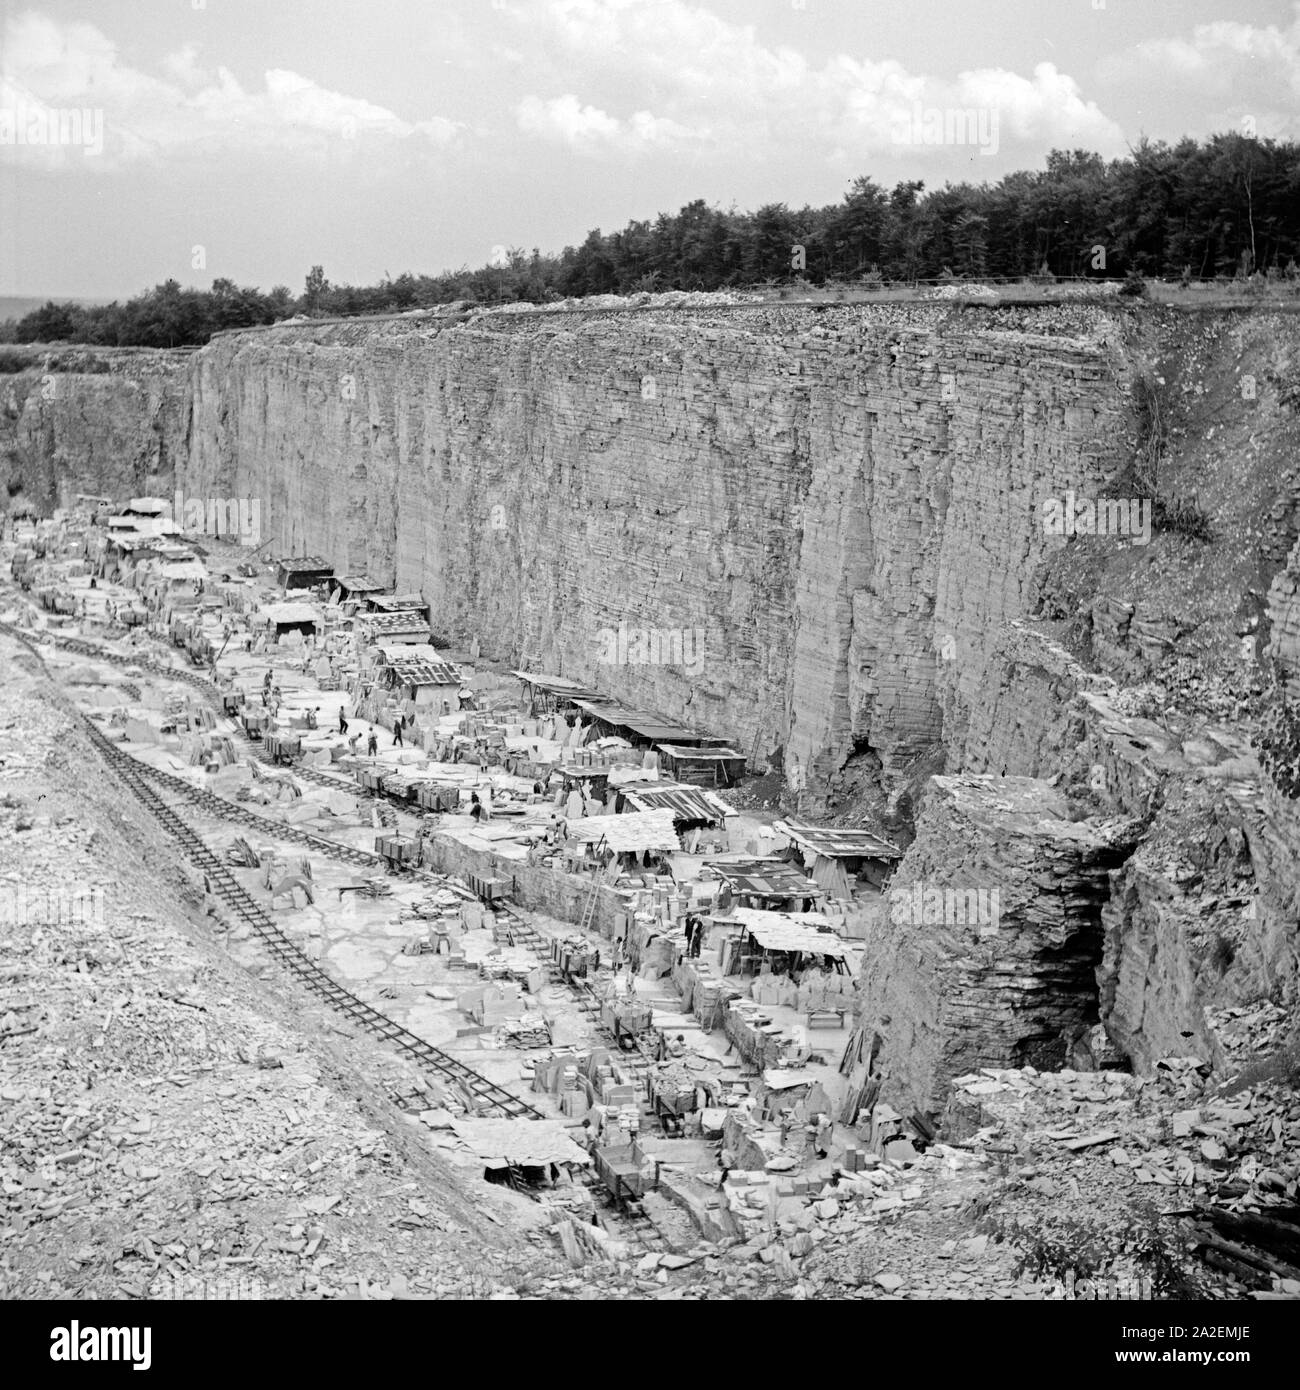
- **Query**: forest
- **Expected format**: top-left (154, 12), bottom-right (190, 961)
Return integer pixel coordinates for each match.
top-left (5, 133), bottom-right (1297, 348)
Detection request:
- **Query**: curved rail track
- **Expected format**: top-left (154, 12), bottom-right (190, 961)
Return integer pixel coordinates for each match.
top-left (0, 617), bottom-right (544, 1122)
top-left (5, 612), bottom-right (652, 1098)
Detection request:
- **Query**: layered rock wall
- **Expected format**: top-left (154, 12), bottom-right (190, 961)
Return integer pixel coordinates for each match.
top-left (185, 305), bottom-right (1130, 804)
top-left (0, 348), bottom-right (190, 508)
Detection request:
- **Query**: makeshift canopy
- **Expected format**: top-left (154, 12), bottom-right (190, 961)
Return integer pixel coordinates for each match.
top-left (362, 611), bottom-right (430, 639)
top-left (449, 1117), bottom-right (591, 1169)
top-left (774, 820), bottom-right (902, 861)
top-left (728, 907), bottom-right (849, 960)
top-left (621, 783), bottom-right (735, 823)
top-left (568, 699), bottom-right (722, 747)
top-left (257, 602), bottom-right (318, 628)
top-left (566, 808), bottom-right (680, 853)
top-left (706, 857), bottom-right (821, 901)
top-left (382, 657), bottom-right (462, 687)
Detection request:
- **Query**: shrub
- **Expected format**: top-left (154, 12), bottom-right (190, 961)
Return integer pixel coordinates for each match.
top-left (1153, 496), bottom-right (1213, 541)
top-left (985, 1204), bottom-right (1217, 1300)
top-left (1121, 271), bottom-right (1148, 298)
top-left (1252, 689), bottom-right (1300, 798)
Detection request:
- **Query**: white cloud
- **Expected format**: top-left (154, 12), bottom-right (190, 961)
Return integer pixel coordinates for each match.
top-left (954, 64), bottom-right (1121, 149)
top-left (515, 92), bottom-right (695, 152)
top-left (1113, 12), bottom-right (1300, 94)
top-left (514, 0), bottom-right (1125, 161)
top-left (0, 11), bottom-right (460, 171)
top-left (517, 93), bottom-right (621, 146)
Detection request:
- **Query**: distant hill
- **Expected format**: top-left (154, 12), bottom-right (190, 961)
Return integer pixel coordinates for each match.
top-left (0, 295), bottom-right (118, 324)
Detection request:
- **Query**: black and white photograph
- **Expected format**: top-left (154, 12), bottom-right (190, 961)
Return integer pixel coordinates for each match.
top-left (0, 0), bottom-right (1298, 1362)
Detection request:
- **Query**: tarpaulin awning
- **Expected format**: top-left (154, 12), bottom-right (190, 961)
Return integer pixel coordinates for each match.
top-left (727, 908), bottom-right (848, 959)
top-left (257, 602), bottom-right (318, 626)
top-left (276, 555), bottom-right (332, 572)
top-left (370, 593), bottom-right (425, 609)
top-left (762, 1068), bottom-right (818, 1091)
top-left (622, 783), bottom-right (736, 823)
top-left (513, 671), bottom-right (604, 700)
top-left (374, 643), bottom-right (444, 664)
top-left (449, 1117), bottom-right (592, 1169)
top-left (144, 559), bottom-right (206, 582)
top-left (333, 575), bottom-right (385, 594)
top-left (566, 808), bottom-right (680, 853)
top-left (775, 819), bottom-right (902, 861)
top-left (656, 743), bottom-right (745, 759)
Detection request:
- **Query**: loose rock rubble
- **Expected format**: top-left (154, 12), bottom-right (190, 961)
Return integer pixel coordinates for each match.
top-left (939, 1062), bottom-right (1300, 1296)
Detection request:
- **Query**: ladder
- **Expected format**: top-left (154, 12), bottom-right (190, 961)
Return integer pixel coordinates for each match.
top-left (579, 864), bottom-right (609, 933)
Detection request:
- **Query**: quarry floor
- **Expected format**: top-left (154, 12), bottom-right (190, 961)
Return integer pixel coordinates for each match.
top-left (0, 580), bottom-right (1285, 1302)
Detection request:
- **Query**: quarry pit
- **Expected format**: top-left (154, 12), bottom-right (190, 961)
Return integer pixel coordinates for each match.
top-left (3, 296), bottom-right (1300, 1301)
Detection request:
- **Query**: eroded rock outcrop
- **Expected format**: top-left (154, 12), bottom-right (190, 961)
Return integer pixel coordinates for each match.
top-left (857, 775), bottom-right (1139, 1117)
top-left (0, 348), bottom-right (189, 507)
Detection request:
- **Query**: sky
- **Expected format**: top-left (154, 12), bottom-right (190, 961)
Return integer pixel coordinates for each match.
top-left (1, 0), bottom-right (1298, 298)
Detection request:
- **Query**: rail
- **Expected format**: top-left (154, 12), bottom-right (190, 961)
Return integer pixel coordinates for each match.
top-left (0, 618), bottom-right (544, 1122)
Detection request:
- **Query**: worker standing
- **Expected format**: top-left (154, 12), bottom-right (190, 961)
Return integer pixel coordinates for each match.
top-left (338, 705), bottom-right (348, 735)
top-left (367, 730), bottom-right (378, 758)
top-left (393, 715), bottom-right (404, 748)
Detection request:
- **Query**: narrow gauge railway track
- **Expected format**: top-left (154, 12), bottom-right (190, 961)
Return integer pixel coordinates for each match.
top-left (491, 902), bottom-right (654, 1081)
top-left (8, 618), bottom-right (501, 898)
top-left (132, 759), bottom-right (383, 869)
top-left (9, 614), bottom-right (653, 1089)
top-left (6, 617), bottom-right (671, 1243)
top-left (16, 625), bottom-right (353, 791)
top-left (82, 720), bottom-right (544, 1121)
top-left (13, 622), bottom-right (480, 825)
top-left (127, 757), bottom-right (478, 904)
top-left (1, 620), bottom-right (543, 1122)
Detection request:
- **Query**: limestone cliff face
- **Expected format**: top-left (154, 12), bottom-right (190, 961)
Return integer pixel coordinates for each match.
top-left (185, 304), bottom-right (1130, 804)
top-left (0, 348), bottom-right (190, 508)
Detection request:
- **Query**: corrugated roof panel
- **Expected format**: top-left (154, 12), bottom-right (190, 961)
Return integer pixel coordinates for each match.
top-left (706, 857), bottom-right (820, 898)
top-left (775, 819), bottom-right (902, 860)
top-left (622, 784), bottom-right (735, 822)
top-left (385, 659), bottom-right (462, 685)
